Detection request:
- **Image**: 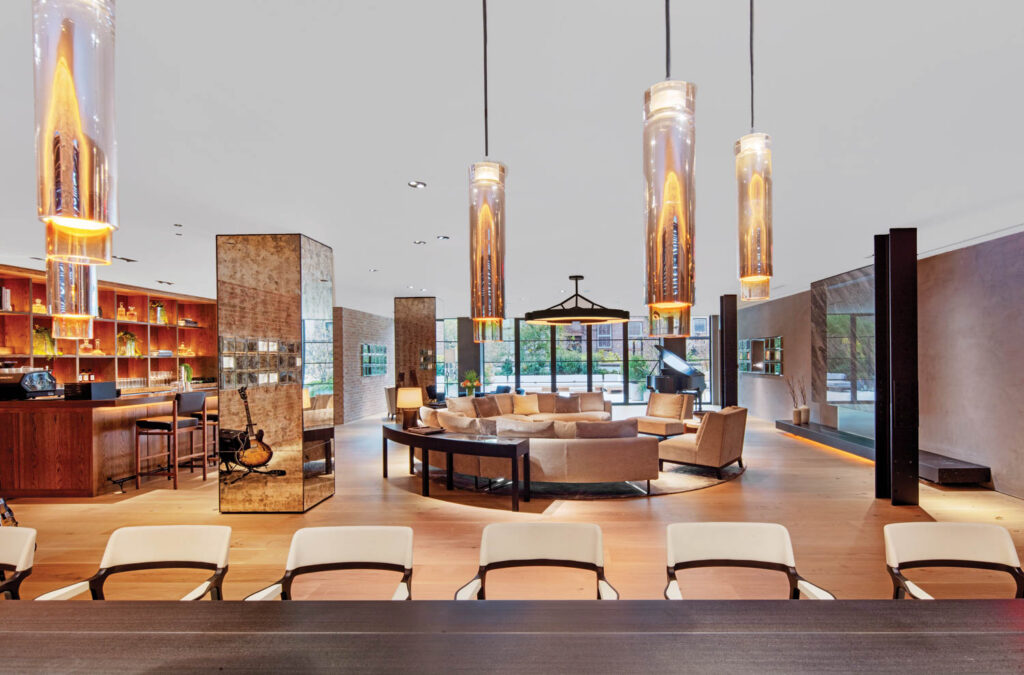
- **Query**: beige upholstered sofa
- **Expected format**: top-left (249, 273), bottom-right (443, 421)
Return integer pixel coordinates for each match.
top-left (630, 392), bottom-right (695, 438)
top-left (416, 396), bottom-right (658, 485)
top-left (658, 406), bottom-right (748, 478)
top-left (426, 391), bottom-right (612, 424)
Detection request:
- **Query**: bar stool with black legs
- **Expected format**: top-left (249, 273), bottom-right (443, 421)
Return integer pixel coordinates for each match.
top-left (191, 408), bottom-right (218, 467)
top-left (135, 391), bottom-right (208, 490)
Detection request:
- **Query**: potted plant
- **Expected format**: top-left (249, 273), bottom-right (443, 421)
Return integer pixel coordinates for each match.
top-left (32, 324), bottom-right (55, 356)
top-left (150, 300), bottom-right (166, 325)
top-left (784, 375), bottom-right (802, 424)
top-left (460, 370), bottom-right (481, 397)
top-left (117, 330), bottom-right (139, 357)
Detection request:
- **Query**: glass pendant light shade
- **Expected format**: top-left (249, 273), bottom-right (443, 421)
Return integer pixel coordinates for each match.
top-left (46, 259), bottom-right (97, 339)
top-left (644, 81), bottom-right (696, 338)
top-left (34, 0), bottom-right (117, 265)
top-left (469, 161), bottom-right (506, 343)
top-left (735, 132), bottom-right (773, 301)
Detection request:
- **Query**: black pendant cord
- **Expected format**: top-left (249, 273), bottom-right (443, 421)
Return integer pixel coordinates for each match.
top-left (483, 0), bottom-right (489, 157)
top-left (665, 0), bottom-right (671, 79)
top-left (749, 0), bottom-right (755, 132)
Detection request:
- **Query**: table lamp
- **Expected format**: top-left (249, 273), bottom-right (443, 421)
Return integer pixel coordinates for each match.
top-left (396, 387), bottom-right (423, 429)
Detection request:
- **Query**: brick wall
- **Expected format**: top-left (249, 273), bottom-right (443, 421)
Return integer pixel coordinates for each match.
top-left (334, 307), bottom-right (395, 424)
top-left (394, 297), bottom-right (436, 399)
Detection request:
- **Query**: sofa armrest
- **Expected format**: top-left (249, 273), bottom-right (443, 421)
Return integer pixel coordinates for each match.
top-left (604, 400), bottom-right (612, 414)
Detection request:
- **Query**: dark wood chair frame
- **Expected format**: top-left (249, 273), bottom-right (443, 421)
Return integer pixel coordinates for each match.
top-left (0, 563), bottom-right (31, 600)
top-left (665, 559), bottom-right (826, 600)
top-left (83, 560), bottom-right (227, 600)
top-left (266, 561), bottom-right (413, 600)
top-left (888, 559), bottom-right (1024, 599)
top-left (659, 456), bottom-right (743, 480)
top-left (191, 410), bottom-right (219, 467)
top-left (135, 394), bottom-right (208, 490)
top-left (456, 558), bottom-right (618, 600)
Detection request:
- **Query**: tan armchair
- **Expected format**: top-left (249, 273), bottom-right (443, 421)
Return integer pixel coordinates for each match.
top-left (632, 393), bottom-right (695, 439)
top-left (658, 406), bottom-right (747, 478)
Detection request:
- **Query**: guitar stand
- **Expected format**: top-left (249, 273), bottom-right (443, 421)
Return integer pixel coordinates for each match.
top-left (221, 466), bottom-right (287, 485)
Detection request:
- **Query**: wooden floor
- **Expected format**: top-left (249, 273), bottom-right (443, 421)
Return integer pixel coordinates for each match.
top-left (8, 410), bottom-right (1024, 601)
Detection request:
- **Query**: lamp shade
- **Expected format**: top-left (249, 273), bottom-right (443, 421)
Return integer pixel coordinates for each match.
top-left (735, 132), bottom-right (773, 301)
top-left (396, 387), bottom-right (423, 410)
top-left (47, 259), bottom-right (97, 339)
top-left (469, 161), bottom-right (506, 343)
top-left (34, 0), bottom-right (117, 265)
top-left (644, 81), bottom-right (695, 338)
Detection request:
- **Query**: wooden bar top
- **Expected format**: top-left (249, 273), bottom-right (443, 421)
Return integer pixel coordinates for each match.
top-left (0, 386), bottom-right (218, 409)
top-left (1, 600), bottom-right (1022, 673)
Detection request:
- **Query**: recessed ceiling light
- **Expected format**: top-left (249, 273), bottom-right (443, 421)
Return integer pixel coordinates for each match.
top-left (368, 268), bottom-right (378, 273)
top-left (436, 235), bottom-right (450, 240)
top-left (173, 223), bottom-right (183, 227)
top-left (175, 233), bottom-right (183, 237)
top-left (407, 285), bottom-right (414, 289)
top-left (408, 180), bottom-right (427, 189)
top-left (420, 288), bottom-right (427, 292)
top-left (412, 240), bottom-right (426, 245)
top-left (156, 280), bottom-right (175, 286)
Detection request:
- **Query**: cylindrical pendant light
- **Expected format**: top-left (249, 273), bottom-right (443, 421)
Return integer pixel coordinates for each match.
top-left (736, 133), bottom-right (772, 301)
top-left (469, 0), bottom-right (505, 343)
top-left (34, 0), bottom-right (117, 266)
top-left (47, 259), bottom-right (97, 340)
top-left (469, 161), bottom-right (506, 343)
top-left (737, 0), bottom-right (773, 301)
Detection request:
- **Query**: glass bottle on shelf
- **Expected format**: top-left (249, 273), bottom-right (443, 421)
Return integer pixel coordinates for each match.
top-left (32, 298), bottom-right (46, 314)
top-left (117, 302), bottom-right (126, 320)
top-left (80, 336), bottom-right (93, 352)
top-left (93, 339), bottom-right (103, 355)
top-left (126, 305), bottom-right (138, 322)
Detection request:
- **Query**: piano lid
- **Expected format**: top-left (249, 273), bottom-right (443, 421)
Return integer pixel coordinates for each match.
top-left (655, 344), bottom-right (702, 376)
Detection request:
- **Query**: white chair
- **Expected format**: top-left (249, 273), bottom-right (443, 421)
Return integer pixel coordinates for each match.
top-left (245, 526), bottom-right (414, 601)
top-left (35, 525), bottom-right (231, 601)
top-left (455, 523), bottom-right (618, 600)
top-left (884, 522), bottom-right (1024, 599)
top-left (664, 522), bottom-right (834, 600)
top-left (0, 527), bottom-right (37, 599)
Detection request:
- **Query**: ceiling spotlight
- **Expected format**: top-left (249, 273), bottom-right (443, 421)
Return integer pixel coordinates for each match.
top-left (408, 180), bottom-right (427, 189)
top-left (175, 233), bottom-right (183, 237)
top-left (436, 235), bottom-right (450, 240)
top-left (368, 268), bottom-right (378, 273)
top-left (420, 288), bottom-right (427, 292)
top-left (28, 256), bottom-right (44, 262)
top-left (173, 223), bottom-right (183, 228)
top-left (156, 280), bottom-right (175, 286)
top-left (412, 240), bottom-right (426, 245)
top-left (407, 285), bottom-right (414, 289)
top-left (112, 255), bottom-right (138, 263)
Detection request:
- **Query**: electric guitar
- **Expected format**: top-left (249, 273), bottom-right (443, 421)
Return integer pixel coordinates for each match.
top-left (236, 386), bottom-right (274, 468)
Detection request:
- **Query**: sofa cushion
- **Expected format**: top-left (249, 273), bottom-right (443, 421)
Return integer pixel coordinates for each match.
top-left (635, 416), bottom-right (685, 437)
top-left (536, 392), bottom-right (557, 413)
top-left (555, 396), bottom-right (582, 413)
top-left (496, 418), bottom-right (557, 439)
top-left (578, 392), bottom-right (606, 412)
top-left (647, 392), bottom-right (684, 420)
top-left (447, 396), bottom-right (478, 418)
top-left (476, 417), bottom-right (498, 436)
top-left (437, 411), bottom-right (480, 434)
top-left (513, 394), bottom-right (540, 416)
top-left (493, 393), bottom-right (513, 414)
top-left (473, 396), bottom-right (501, 419)
top-left (575, 418), bottom-right (639, 439)
top-left (419, 406), bottom-right (440, 427)
top-left (553, 421), bottom-right (577, 439)
top-left (498, 413), bottom-right (534, 422)
top-left (529, 411), bottom-right (611, 422)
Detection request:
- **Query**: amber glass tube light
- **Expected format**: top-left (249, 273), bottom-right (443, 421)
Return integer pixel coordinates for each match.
top-left (736, 133), bottom-right (772, 301)
top-left (34, 0), bottom-right (117, 265)
top-left (644, 81), bottom-right (696, 338)
top-left (469, 161), bottom-right (506, 343)
top-left (47, 260), bottom-right (97, 339)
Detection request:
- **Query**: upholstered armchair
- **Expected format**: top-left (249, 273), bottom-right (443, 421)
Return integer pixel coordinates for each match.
top-left (632, 393), bottom-right (695, 439)
top-left (658, 406), bottom-right (747, 478)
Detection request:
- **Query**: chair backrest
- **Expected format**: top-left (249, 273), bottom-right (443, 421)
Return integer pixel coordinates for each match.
top-left (696, 407), bottom-right (747, 455)
top-left (884, 522), bottom-right (1022, 569)
top-left (480, 522), bottom-right (604, 568)
top-left (0, 527), bottom-right (37, 572)
top-left (99, 525), bottom-right (231, 570)
top-left (667, 522), bottom-right (796, 569)
top-left (495, 385), bottom-right (511, 394)
top-left (176, 391), bottom-right (207, 416)
top-left (286, 526), bottom-right (413, 572)
top-left (425, 384), bottom-right (437, 400)
top-left (385, 387), bottom-right (397, 414)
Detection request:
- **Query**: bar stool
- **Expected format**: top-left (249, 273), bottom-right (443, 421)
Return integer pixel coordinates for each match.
top-left (135, 392), bottom-right (207, 489)
top-left (191, 409), bottom-right (219, 467)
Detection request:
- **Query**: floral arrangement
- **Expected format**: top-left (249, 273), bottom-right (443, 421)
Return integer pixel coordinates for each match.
top-left (117, 330), bottom-right (140, 357)
top-left (460, 369), bottom-right (482, 395)
top-left (32, 324), bottom-right (55, 356)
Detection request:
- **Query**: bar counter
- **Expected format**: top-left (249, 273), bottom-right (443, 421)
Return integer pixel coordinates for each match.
top-left (0, 387), bottom-right (218, 497)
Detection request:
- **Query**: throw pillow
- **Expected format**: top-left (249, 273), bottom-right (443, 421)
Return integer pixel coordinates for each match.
top-left (575, 418), bottom-right (639, 439)
top-left (437, 411), bottom-right (480, 434)
top-left (446, 396), bottom-right (478, 418)
top-left (555, 395), bottom-right (582, 413)
top-left (512, 394), bottom-right (540, 416)
top-left (578, 391), bottom-right (606, 412)
top-left (473, 396), bottom-right (501, 418)
top-left (493, 393), bottom-right (514, 414)
top-left (419, 406), bottom-right (439, 427)
top-left (495, 418), bottom-right (557, 439)
top-left (647, 392), bottom-right (684, 420)
top-left (536, 392), bottom-right (557, 413)
top-left (553, 421), bottom-right (577, 439)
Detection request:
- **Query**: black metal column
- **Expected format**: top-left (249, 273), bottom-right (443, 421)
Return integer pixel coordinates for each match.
top-left (873, 234), bottom-right (891, 500)
top-left (888, 228), bottom-right (919, 506)
top-left (586, 325), bottom-right (593, 392)
top-left (720, 295), bottom-right (738, 408)
top-left (622, 322), bottom-right (630, 404)
top-left (549, 325), bottom-right (557, 393)
top-left (513, 318), bottom-right (522, 392)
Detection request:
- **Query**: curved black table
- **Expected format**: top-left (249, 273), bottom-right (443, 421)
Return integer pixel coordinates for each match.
top-left (381, 423), bottom-right (530, 511)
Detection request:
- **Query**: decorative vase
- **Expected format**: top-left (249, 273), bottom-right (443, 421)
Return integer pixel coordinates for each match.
top-left (465, 387), bottom-right (475, 397)
top-left (799, 406), bottom-right (811, 424)
top-left (792, 408), bottom-right (801, 424)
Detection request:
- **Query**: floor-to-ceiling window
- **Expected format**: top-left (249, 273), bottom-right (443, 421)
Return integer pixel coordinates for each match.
top-left (435, 319), bottom-right (459, 398)
top-left (593, 323), bottom-right (625, 403)
top-left (627, 318), bottom-right (661, 404)
top-left (686, 316), bottom-right (713, 405)
top-left (554, 324), bottom-right (588, 393)
top-left (518, 321), bottom-right (552, 392)
top-left (481, 328), bottom-right (515, 392)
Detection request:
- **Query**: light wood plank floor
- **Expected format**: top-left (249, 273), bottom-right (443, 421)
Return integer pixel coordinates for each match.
top-left (7, 413), bottom-right (1024, 601)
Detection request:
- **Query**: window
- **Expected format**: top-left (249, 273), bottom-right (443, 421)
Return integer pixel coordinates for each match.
top-left (686, 316), bottom-right (712, 404)
top-left (435, 319), bottom-right (459, 398)
top-left (594, 324), bottom-right (613, 350)
top-left (481, 329), bottom-right (515, 392)
top-left (627, 319), bottom-right (661, 404)
top-left (518, 321), bottom-right (551, 392)
top-left (593, 325), bottom-right (625, 404)
top-left (554, 324), bottom-right (587, 393)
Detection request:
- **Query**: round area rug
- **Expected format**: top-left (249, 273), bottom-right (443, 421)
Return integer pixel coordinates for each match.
top-left (423, 463), bottom-right (745, 500)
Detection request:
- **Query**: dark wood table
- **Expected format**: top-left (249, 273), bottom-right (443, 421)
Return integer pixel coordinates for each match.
top-left (1, 600), bottom-right (1023, 673)
top-left (381, 423), bottom-right (530, 511)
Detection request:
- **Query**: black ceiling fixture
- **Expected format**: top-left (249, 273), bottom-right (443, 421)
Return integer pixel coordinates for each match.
top-left (524, 275), bottom-right (629, 326)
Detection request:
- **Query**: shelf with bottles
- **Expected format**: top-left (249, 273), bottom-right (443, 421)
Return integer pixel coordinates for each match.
top-left (177, 324), bottom-right (212, 358)
top-left (180, 354), bottom-right (217, 380)
top-left (77, 321), bottom-right (115, 357)
top-left (0, 314), bottom-right (32, 357)
top-left (116, 325), bottom-right (149, 358)
top-left (115, 293), bottom-right (147, 324)
top-left (149, 325), bottom-right (179, 357)
top-left (0, 275), bottom-right (31, 313)
top-left (149, 297), bottom-right (177, 327)
top-left (71, 357), bottom-right (116, 384)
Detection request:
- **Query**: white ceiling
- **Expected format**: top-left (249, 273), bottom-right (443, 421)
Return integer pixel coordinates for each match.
top-left (1, 1), bottom-right (1023, 319)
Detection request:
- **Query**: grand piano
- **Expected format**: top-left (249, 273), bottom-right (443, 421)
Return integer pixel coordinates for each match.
top-left (647, 345), bottom-right (706, 410)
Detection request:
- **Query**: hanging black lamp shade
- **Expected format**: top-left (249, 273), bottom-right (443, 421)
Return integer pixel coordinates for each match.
top-left (524, 276), bottom-right (629, 326)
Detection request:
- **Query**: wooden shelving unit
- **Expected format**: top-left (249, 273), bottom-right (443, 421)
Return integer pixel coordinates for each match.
top-left (0, 264), bottom-right (216, 386)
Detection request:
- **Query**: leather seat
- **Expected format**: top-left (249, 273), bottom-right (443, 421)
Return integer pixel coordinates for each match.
top-left (136, 416), bottom-right (201, 431)
top-left (192, 411), bottom-right (218, 422)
